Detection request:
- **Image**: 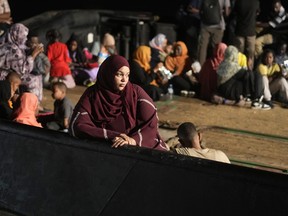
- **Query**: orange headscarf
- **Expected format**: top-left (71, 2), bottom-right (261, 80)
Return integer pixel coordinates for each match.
top-left (133, 45), bottom-right (151, 72)
top-left (164, 41), bottom-right (191, 76)
top-left (13, 92), bottom-right (42, 128)
top-left (133, 45), bottom-right (158, 86)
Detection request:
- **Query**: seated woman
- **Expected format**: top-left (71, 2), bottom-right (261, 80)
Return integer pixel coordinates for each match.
top-left (256, 48), bottom-right (288, 108)
top-left (12, 92), bottom-right (42, 127)
top-left (164, 41), bottom-right (199, 95)
top-left (129, 45), bottom-right (167, 101)
top-left (69, 55), bottom-right (168, 151)
top-left (198, 42), bottom-right (227, 102)
top-left (66, 33), bottom-right (99, 86)
top-left (149, 33), bottom-right (168, 69)
top-left (216, 45), bottom-right (270, 109)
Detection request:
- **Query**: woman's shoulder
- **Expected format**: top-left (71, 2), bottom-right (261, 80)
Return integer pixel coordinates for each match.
top-left (131, 83), bottom-right (147, 95)
top-left (131, 83), bottom-right (154, 102)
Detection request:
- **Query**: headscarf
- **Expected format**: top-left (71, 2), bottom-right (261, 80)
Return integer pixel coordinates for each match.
top-left (238, 52), bottom-right (247, 69)
top-left (0, 80), bottom-right (12, 119)
top-left (66, 33), bottom-right (86, 65)
top-left (93, 55), bottom-right (137, 129)
top-left (133, 45), bottom-right (151, 72)
top-left (217, 45), bottom-right (241, 86)
top-left (211, 42), bottom-right (227, 70)
top-left (149, 33), bottom-right (167, 52)
top-left (198, 43), bottom-right (227, 101)
top-left (132, 45), bottom-right (158, 86)
top-left (102, 33), bottom-right (115, 47)
top-left (0, 23), bottom-right (33, 80)
top-left (164, 41), bottom-right (190, 75)
top-left (0, 23), bottom-right (29, 49)
top-left (12, 92), bottom-right (42, 128)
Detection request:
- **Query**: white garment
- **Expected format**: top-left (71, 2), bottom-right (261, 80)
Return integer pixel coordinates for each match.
top-left (175, 147), bottom-right (231, 164)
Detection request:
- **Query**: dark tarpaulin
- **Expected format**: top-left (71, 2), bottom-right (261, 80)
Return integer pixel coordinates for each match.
top-left (0, 120), bottom-right (287, 216)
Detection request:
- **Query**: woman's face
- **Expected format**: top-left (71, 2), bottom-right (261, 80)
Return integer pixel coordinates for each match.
top-left (174, 45), bottom-right (182, 56)
top-left (69, 40), bottom-right (78, 52)
top-left (113, 66), bottom-right (130, 92)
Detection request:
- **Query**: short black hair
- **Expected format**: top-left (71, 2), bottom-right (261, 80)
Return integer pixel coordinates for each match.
top-left (52, 81), bottom-right (67, 93)
top-left (177, 122), bottom-right (197, 148)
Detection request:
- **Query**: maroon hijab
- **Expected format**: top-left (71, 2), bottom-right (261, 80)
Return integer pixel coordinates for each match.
top-left (92, 55), bottom-right (137, 129)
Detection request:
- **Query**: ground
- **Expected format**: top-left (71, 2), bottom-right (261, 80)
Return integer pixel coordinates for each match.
top-left (42, 85), bottom-right (288, 174)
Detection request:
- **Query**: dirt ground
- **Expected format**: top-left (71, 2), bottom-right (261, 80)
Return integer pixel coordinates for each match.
top-left (42, 85), bottom-right (288, 174)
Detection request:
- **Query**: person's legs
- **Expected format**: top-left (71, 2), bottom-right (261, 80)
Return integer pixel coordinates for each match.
top-left (46, 121), bottom-right (61, 131)
top-left (262, 75), bottom-right (272, 101)
top-left (270, 77), bottom-right (288, 102)
top-left (197, 27), bottom-right (210, 65)
top-left (235, 36), bottom-right (245, 53)
top-left (246, 35), bottom-right (256, 68)
top-left (252, 70), bottom-right (264, 99)
top-left (210, 29), bottom-right (224, 50)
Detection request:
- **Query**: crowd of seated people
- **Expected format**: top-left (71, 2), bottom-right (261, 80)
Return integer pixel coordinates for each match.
top-left (1, 0), bottom-right (288, 157)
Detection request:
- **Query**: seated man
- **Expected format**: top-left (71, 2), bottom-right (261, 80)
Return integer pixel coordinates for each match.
top-left (172, 121), bottom-right (231, 164)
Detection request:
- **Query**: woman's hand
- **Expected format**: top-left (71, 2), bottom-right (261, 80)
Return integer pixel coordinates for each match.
top-left (111, 134), bottom-right (136, 148)
top-left (153, 62), bottom-right (164, 73)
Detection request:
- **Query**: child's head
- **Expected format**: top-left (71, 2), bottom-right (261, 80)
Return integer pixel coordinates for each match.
top-left (177, 122), bottom-right (198, 148)
top-left (51, 82), bottom-right (67, 100)
top-left (6, 71), bottom-right (21, 96)
top-left (262, 49), bottom-right (275, 66)
top-left (46, 29), bottom-right (62, 43)
top-left (27, 32), bottom-right (40, 49)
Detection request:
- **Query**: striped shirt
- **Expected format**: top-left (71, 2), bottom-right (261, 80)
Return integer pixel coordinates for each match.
top-left (269, 6), bottom-right (286, 28)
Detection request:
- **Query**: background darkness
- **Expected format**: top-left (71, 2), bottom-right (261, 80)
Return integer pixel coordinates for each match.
top-left (10, 0), bottom-right (288, 23)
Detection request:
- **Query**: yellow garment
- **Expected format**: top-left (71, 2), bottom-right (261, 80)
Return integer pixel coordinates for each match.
top-left (257, 63), bottom-right (281, 77)
top-left (8, 99), bottom-right (13, 108)
top-left (238, 52), bottom-right (247, 68)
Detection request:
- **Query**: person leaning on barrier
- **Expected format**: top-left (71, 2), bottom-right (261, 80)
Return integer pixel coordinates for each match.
top-left (69, 55), bottom-right (168, 151)
top-left (172, 121), bottom-right (231, 164)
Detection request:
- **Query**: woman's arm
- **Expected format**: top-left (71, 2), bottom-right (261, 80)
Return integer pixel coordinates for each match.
top-left (129, 60), bottom-right (156, 85)
top-left (128, 85), bottom-right (167, 150)
top-left (69, 89), bottom-right (120, 140)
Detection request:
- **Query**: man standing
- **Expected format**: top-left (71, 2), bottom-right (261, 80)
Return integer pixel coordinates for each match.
top-left (197, 0), bottom-right (231, 66)
top-left (233, 0), bottom-right (260, 69)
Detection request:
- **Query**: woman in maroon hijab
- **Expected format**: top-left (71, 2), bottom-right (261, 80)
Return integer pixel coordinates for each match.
top-left (198, 42), bottom-right (228, 101)
top-left (69, 55), bottom-right (168, 151)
